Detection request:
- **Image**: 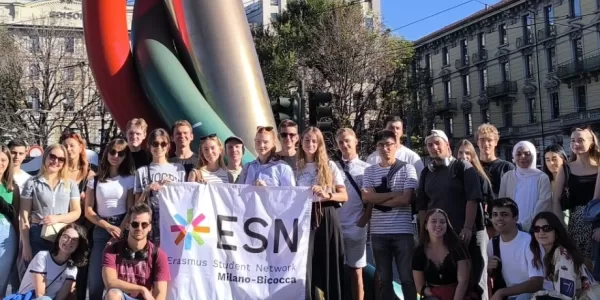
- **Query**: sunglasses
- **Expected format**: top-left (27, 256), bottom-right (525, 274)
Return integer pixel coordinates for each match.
top-left (151, 141), bottom-right (169, 148)
top-left (200, 133), bottom-right (217, 141)
top-left (532, 225), bottom-right (553, 233)
top-left (109, 149), bottom-right (126, 157)
top-left (59, 130), bottom-right (79, 142)
top-left (280, 132), bottom-right (297, 139)
top-left (257, 126), bottom-right (274, 132)
top-left (130, 221), bottom-right (150, 229)
top-left (48, 153), bottom-right (66, 164)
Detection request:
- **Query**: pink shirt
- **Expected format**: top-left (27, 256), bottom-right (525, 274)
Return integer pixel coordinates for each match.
top-left (103, 241), bottom-right (171, 298)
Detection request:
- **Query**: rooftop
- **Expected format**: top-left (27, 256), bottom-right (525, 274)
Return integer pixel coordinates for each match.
top-left (413, 0), bottom-right (518, 46)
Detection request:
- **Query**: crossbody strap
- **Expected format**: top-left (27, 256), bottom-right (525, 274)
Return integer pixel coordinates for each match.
top-left (338, 160), bottom-right (362, 202)
top-left (150, 245), bottom-right (159, 283)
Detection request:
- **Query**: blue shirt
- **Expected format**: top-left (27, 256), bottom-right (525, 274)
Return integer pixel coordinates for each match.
top-left (21, 176), bottom-right (79, 223)
top-left (236, 159), bottom-right (296, 187)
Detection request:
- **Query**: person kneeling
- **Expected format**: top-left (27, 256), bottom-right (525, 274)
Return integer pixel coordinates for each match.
top-left (102, 204), bottom-right (170, 300)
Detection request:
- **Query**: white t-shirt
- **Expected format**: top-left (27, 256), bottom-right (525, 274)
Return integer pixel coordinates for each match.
top-left (486, 231), bottom-right (544, 288)
top-left (366, 146), bottom-right (424, 179)
top-left (196, 168), bottom-right (231, 183)
top-left (335, 158), bottom-right (370, 230)
top-left (13, 170), bottom-right (31, 191)
top-left (87, 175), bottom-right (134, 217)
top-left (295, 161), bottom-right (345, 188)
top-left (18, 251), bottom-right (78, 298)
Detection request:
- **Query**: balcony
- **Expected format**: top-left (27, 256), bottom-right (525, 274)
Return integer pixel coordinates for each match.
top-left (433, 98), bottom-right (457, 115)
top-left (558, 108), bottom-right (600, 128)
top-left (455, 57), bottom-right (470, 70)
top-left (537, 25), bottom-right (556, 41)
top-left (556, 54), bottom-right (600, 81)
top-left (516, 36), bottom-right (533, 48)
top-left (486, 81), bottom-right (518, 99)
top-left (472, 50), bottom-right (487, 64)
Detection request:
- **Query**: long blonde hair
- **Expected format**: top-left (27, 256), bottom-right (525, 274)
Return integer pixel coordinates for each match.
top-left (297, 127), bottom-right (333, 188)
top-left (38, 144), bottom-right (69, 181)
top-left (196, 135), bottom-right (226, 170)
top-left (455, 139), bottom-right (492, 190)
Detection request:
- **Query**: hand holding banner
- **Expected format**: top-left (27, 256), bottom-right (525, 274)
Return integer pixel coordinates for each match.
top-left (158, 183), bottom-right (313, 300)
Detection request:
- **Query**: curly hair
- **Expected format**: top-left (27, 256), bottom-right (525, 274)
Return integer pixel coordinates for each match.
top-left (51, 223), bottom-right (90, 268)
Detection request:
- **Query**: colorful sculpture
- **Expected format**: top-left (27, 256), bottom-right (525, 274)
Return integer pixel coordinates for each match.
top-left (82, 0), bottom-right (278, 162)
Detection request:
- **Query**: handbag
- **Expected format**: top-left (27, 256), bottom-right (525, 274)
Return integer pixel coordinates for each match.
top-left (41, 222), bottom-right (67, 242)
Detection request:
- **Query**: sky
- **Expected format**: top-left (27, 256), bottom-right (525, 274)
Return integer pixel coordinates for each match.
top-left (381, 0), bottom-right (498, 41)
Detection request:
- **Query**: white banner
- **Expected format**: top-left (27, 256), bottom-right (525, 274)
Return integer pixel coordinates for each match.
top-left (158, 183), bottom-right (313, 300)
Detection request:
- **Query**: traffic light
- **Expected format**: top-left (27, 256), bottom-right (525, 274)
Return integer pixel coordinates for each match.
top-left (270, 97), bottom-right (300, 126)
top-left (308, 92), bottom-right (333, 132)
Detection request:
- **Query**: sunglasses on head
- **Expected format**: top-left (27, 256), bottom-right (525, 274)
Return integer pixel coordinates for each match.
top-left (109, 149), bottom-right (126, 157)
top-left (572, 125), bottom-right (592, 132)
top-left (532, 225), bottom-right (553, 233)
top-left (280, 132), bottom-right (297, 139)
top-left (48, 153), bottom-right (66, 163)
top-left (130, 221), bottom-right (150, 229)
top-left (257, 126), bottom-right (274, 132)
top-left (200, 133), bottom-right (217, 141)
top-left (151, 141), bottom-right (169, 148)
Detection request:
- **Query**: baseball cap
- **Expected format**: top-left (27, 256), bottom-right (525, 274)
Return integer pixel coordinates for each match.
top-left (224, 136), bottom-right (244, 145)
top-left (425, 130), bottom-right (449, 144)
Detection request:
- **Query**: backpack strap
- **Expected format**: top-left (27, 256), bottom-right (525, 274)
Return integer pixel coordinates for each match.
top-left (386, 160), bottom-right (406, 186)
top-left (93, 175), bottom-right (98, 213)
top-left (150, 244), bottom-right (159, 282)
top-left (492, 235), bottom-right (501, 258)
top-left (338, 160), bottom-right (363, 203)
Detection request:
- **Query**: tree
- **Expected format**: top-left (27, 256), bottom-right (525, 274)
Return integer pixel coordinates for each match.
top-left (0, 19), bottom-right (108, 148)
top-left (253, 0), bottom-right (418, 157)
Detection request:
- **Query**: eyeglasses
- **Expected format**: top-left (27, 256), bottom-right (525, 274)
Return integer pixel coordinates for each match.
top-left (200, 133), bottom-right (217, 141)
top-left (48, 153), bottom-right (66, 164)
top-left (280, 132), bottom-right (297, 139)
top-left (109, 149), bottom-right (126, 157)
top-left (60, 234), bottom-right (79, 245)
top-left (257, 126), bottom-right (274, 132)
top-left (532, 225), bottom-right (554, 233)
top-left (130, 221), bottom-right (150, 229)
top-left (151, 141), bottom-right (169, 148)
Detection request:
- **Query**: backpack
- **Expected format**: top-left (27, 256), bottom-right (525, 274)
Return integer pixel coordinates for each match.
top-left (489, 236), bottom-right (507, 299)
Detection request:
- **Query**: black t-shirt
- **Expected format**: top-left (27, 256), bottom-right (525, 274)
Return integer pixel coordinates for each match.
top-left (412, 244), bottom-right (469, 286)
top-left (168, 153), bottom-right (199, 177)
top-left (131, 150), bottom-right (151, 170)
top-left (417, 159), bottom-right (483, 232)
top-left (481, 159), bottom-right (514, 196)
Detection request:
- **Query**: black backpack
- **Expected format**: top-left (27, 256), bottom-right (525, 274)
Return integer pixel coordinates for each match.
top-left (489, 236), bottom-right (507, 298)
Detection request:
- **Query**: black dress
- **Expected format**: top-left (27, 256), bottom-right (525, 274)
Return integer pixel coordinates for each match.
top-left (565, 170), bottom-right (598, 260)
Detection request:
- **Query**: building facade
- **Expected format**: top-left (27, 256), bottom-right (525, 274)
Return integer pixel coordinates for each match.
top-left (413, 0), bottom-right (600, 159)
top-left (244, 0), bottom-right (381, 27)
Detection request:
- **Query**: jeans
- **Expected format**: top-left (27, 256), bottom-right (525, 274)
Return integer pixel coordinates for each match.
top-left (104, 288), bottom-right (137, 300)
top-left (28, 224), bottom-right (54, 258)
top-left (0, 218), bottom-right (18, 297)
top-left (35, 297), bottom-right (53, 300)
top-left (508, 293), bottom-right (532, 300)
top-left (89, 215), bottom-right (125, 300)
top-left (370, 233), bottom-right (416, 300)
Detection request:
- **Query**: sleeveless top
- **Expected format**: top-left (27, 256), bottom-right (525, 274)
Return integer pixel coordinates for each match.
top-left (567, 170), bottom-right (597, 208)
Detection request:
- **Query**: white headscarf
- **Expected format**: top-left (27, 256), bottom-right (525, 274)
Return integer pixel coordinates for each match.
top-left (512, 141), bottom-right (542, 178)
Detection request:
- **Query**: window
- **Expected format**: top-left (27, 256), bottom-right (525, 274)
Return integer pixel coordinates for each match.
top-left (547, 47), bottom-right (556, 72)
top-left (446, 117), bottom-right (454, 137)
top-left (480, 68), bottom-right (488, 91)
top-left (64, 88), bottom-right (75, 111)
top-left (27, 87), bottom-right (40, 109)
top-left (481, 109), bottom-right (490, 123)
top-left (65, 67), bottom-right (75, 81)
top-left (544, 5), bottom-right (555, 35)
top-left (550, 92), bottom-right (560, 118)
top-left (501, 62), bottom-right (510, 81)
top-left (525, 54), bottom-right (534, 78)
top-left (427, 86), bottom-right (434, 104)
top-left (528, 98), bottom-right (536, 123)
top-left (570, 0), bottom-right (581, 17)
top-left (30, 35), bottom-right (40, 53)
top-left (270, 13), bottom-right (279, 22)
top-left (270, 0), bottom-right (279, 5)
top-left (462, 74), bottom-right (470, 96)
top-left (29, 64), bottom-right (40, 80)
top-left (502, 104), bottom-right (512, 126)
top-left (522, 14), bottom-right (533, 45)
top-left (478, 32), bottom-right (486, 50)
top-left (65, 37), bottom-right (74, 53)
top-left (461, 39), bottom-right (468, 62)
top-left (499, 24), bottom-right (508, 45)
top-left (465, 113), bottom-right (473, 136)
top-left (444, 80), bottom-right (452, 99)
top-left (442, 47), bottom-right (449, 65)
top-left (365, 17), bottom-right (374, 31)
top-left (573, 37), bottom-right (583, 66)
top-left (575, 85), bottom-right (586, 112)
top-left (425, 53), bottom-right (432, 74)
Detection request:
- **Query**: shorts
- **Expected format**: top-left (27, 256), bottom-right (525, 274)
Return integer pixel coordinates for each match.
top-left (104, 288), bottom-right (137, 300)
top-left (342, 225), bottom-right (368, 268)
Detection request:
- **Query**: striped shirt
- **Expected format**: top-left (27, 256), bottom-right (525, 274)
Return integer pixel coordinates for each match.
top-left (362, 162), bottom-right (418, 235)
top-left (335, 158), bottom-right (370, 227)
top-left (192, 168), bottom-right (232, 183)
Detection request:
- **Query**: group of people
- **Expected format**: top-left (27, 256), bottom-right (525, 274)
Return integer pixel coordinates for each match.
top-left (0, 115), bottom-right (597, 300)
